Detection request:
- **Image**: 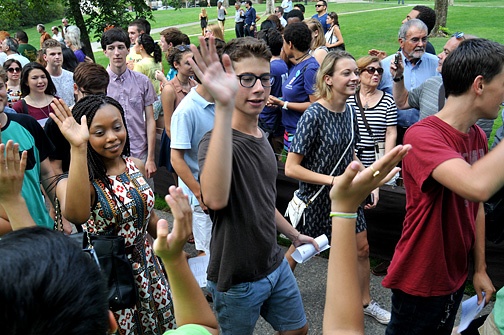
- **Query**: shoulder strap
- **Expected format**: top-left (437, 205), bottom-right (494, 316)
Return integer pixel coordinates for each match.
top-left (21, 98), bottom-right (29, 115)
top-left (306, 107), bottom-right (354, 204)
top-left (355, 92), bottom-right (375, 139)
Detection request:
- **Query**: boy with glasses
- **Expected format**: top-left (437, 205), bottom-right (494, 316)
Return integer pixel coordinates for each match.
top-left (195, 36), bottom-right (317, 335)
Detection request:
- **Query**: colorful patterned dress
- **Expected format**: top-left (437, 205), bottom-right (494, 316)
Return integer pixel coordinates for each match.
top-left (85, 158), bottom-right (175, 335)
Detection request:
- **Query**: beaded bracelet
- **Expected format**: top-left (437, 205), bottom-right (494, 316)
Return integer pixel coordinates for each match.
top-left (329, 212), bottom-right (358, 219)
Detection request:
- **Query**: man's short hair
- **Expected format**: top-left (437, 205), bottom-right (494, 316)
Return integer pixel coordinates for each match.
top-left (74, 62), bottom-right (109, 95)
top-left (257, 28), bottom-right (283, 56)
top-left (275, 6), bottom-right (284, 14)
top-left (246, 1), bottom-right (253, 6)
top-left (160, 27), bottom-right (190, 46)
top-left (42, 39), bottom-right (62, 54)
top-left (442, 38), bottom-right (504, 98)
top-left (286, 9), bottom-right (305, 22)
top-left (283, 22), bottom-right (311, 53)
top-left (4, 37), bottom-right (19, 53)
top-left (412, 5), bottom-right (436, 35)
top-left (319, 0), bottom-right (327, 6)
top-left (398, 19), bottom-right (427, 40)
top-left (101, 27), bottom-right (130, 50)
top-left (129, 18), bottom-right (150, 35)
top-left (224, 37), bottom-right (272, 65)
top-left (293, 3), bottom-right (305, 13)
top-left (15, 30), bottom-right (29, 43)
top-left (0, 227), bottom-right (109, 335)
top-left (37, 24), bottom-right (45, 31)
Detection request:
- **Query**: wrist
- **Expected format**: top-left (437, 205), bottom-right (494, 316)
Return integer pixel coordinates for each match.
top-left (393, 75), bottom-right (404, 82)
top-left (282, 101), bottom-right (289, 110)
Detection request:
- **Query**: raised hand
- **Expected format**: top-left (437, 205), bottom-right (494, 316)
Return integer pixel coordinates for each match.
top-left (390, 52), bottom-right (404, 79)
top-left (153, 186), bottom-right (193, 261)
top-left (329, 144), bottom-right (412, 213)
top-left (0, 140), bottom-right (27, 202)
top-left (49, 98), bottom-right (89, 149)
top-left (188, 36), bottom-right (238, 108)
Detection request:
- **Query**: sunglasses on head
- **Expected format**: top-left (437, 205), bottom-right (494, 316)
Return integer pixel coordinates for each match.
top-left (7, 67), bottom-right (21, 73)
top-left (452, 31), bottom-right (465, 40)
top-left (362, 67), bottom-right (384, 75)
top-left (175, 45), bottom-right (191, 51)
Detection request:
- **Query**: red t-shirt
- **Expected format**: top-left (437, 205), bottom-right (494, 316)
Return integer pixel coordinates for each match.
top-left (382, 116), bottom-right (487, 297)
top-left (13, 99), bottom-right (55, 126)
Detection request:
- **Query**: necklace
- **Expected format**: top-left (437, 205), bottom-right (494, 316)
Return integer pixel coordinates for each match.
top-left (360, 90), bottom-right (377, 110)
top-left (294, 52), bottom-right (310, 63)
top-left (26, 95), bottom-right (51, 119)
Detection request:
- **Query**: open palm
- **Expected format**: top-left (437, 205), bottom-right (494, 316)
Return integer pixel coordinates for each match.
top-left (49, 98), bottom-right (89, 148)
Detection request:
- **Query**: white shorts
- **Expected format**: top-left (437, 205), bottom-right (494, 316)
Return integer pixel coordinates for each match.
top-left (193, 205), bottom-right (212, 254)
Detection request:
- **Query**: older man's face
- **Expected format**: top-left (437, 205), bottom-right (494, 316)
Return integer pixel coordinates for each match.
top-left (437, 36), bottom-right (462, 72)
top-left (400, 26), bottom-right (427, 61)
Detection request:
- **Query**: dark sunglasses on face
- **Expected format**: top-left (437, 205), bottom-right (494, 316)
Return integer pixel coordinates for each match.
top-left (315, 4), bottom-right (324, 7)
top-left (7, 67), bottom-right (21, 73)
top-left (363, 67), bottom-right (384, 75)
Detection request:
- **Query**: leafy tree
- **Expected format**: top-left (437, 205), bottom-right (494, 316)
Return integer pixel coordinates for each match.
top-left (66, 0), bottom-right (153, 61)
top-left (432, 0), bottom-right (449, 36)
top-left (0, 0), bottom-right (64, 30)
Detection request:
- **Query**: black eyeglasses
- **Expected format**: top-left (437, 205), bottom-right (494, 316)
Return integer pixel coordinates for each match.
top-left (7, 67), bottom-right (21, 73)
top-left (236, 73), bottom-right (274, 88)
top-left (362, 67), bottom-right (384, 75)
top-left (315, 4), bottom-right (324, 7)
top-left (452, 31), bottom-right (465, 40)
top-left (176, 45), bottom-right (191, 51)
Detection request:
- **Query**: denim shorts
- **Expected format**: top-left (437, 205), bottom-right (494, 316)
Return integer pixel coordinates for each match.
top-left (207, 258), bottom-right (307, 335)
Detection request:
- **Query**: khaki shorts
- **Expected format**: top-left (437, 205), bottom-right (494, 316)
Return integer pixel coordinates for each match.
top-left (478, 312), bottom-right (501, 335)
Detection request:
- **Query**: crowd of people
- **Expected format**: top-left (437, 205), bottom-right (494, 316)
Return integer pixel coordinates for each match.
top-left (1, 3), bottom-right (504, 335)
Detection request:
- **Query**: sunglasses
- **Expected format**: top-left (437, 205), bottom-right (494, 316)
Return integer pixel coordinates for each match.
top-left (7, 67), bottom-right (21, 73)
top-left (362, 67), bottom-right (384, 75)
top-left (315, 4), bottom-right (324, 7)
top-left (452, 31), bottom-right (465, 40)
top-left (175, 45), bottom-right (191, 51)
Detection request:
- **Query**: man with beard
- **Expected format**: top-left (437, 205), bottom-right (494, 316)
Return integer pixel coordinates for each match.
top-left (379, 19), bottom-right (438, 144)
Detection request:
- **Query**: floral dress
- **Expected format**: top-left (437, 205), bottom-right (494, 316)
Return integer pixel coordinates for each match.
top-left (85, 158), bottom-right (175, 335)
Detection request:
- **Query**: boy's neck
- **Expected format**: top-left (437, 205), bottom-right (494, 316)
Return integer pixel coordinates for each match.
top-left (231, 110), bottom-right (262, 137)
top-left (436, 95), bottom-right (481, 133)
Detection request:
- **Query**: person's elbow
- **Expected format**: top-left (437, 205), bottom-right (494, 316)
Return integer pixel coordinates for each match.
top-left (199, 190), bottom-right (228, 210)
top-left (395, 99), bottom-right (410, 110)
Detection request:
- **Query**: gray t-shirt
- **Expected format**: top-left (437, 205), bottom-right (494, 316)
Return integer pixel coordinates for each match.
top-left (198, 129), bottom-right (284, 292)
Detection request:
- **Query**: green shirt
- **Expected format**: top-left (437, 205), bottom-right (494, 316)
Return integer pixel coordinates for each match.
top-left (164, 324), bottom-right (212, 335)
top-left (17, 43), bottom-right (37, 62)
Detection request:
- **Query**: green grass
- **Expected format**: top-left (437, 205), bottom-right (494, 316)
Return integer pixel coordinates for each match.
top-left (154, 194), bottom-right (171, 211)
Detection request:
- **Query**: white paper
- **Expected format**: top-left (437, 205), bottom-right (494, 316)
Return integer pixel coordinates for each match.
top-left (188, 254), bottom-right (210, 288)
top-left (291, 234), bottom-right (330, 264)
top-left (457, 292), bottom-right (486, 333)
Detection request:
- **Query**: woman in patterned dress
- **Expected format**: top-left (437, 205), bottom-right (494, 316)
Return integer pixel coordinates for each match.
top-left (51, 95), bottom-right (175, 335)
top-left (284, 51), bottom-right (391, 323)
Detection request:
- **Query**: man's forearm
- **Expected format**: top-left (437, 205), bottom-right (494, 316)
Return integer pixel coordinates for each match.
top-left (392, 80), bottom-right (410, 110)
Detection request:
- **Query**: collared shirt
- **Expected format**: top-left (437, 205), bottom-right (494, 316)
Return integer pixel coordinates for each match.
top-left (235, 8), bottom-right (245, 23)
top-left (379, 51), bottom-right (439, 127)
top-left (244, 6), bottom-right (256, 26)
top-left (107, 67), bottom-right (157, 159)
top-left (281, 0), bottom-right (292, 13)
top-left (6, 53), bottom-right (30, 67)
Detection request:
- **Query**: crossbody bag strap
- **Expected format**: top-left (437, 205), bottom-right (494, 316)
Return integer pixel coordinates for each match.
top-left (306, 107), bottom-right (355, 204)
top-left (355, 92), bottom-right (375, 139)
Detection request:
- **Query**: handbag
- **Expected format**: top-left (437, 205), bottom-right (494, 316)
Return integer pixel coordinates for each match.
top-left (355, 92), bottom-right (385, 161)
top-left (285, 108), bottom-right (355, 228)
top-left (69, 230), bottom-right (139, 311)
top-left (485, 186), bottom-right (504, 244)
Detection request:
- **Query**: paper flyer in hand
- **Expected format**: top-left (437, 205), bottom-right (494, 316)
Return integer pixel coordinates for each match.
top-left (457, 292), bottom-right (486, 333)
top-left (292, 234), bottom-right (330, 264)
top-left (188, 254), bottom-right (210, 288)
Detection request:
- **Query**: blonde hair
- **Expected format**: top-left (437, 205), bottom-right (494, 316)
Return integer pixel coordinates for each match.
top-left (201, 8), bottom-right (207, 16)
top-left (304, 18), bottom-right (325, 50)
top-left (356, 55), bottom-right (380, 71)
top-left (315, 51), bottom-right (355, 100)
top-left (206, 24), bottom-right (224, 40)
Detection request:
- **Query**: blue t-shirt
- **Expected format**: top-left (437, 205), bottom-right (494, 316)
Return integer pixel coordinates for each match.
top-left (312, 13), bottom-right (330, 34)
top-left (281, 57), bottom-right (319, 136)
top-left (260, 59), bottom-right (288, 137)
top-left (170, 88), bottom-right (215, 206)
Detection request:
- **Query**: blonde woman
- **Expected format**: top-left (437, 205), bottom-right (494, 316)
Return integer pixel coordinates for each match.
top-left (204, 24), bottom-right (224, 40)
top-left (305, 18), bottom-right (329, 65)
top-left (199, 8), bottom-right (208, 36)
top-left (284, 51), bottom-right (391, 324)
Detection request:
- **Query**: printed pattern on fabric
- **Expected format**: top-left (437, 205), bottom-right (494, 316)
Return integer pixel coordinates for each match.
top-left (85, 158), bottom-right (175, 335)
top-left (290, 102), bottom-right (366, 240)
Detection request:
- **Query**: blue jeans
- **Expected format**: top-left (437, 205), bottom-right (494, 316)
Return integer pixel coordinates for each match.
top-left (207, 259), bottom-right (307, 335)
top-left (386, 284), bottom-right (465, 335)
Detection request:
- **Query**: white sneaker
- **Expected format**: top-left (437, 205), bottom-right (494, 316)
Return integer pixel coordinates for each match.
top-left (363, 300), bottom-right (391, 325)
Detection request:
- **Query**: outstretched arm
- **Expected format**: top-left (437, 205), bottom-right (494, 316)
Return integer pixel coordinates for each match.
top-left (190, 36), bottom-right (238, 210)
top-left (154, 186), bottom-right (219, 334)
top-left (0, 140), bottom-right (35, 230)
top-left (323, 144), bottom-right (411, 335)
top-left (49, 98), bottom-right (91, 224)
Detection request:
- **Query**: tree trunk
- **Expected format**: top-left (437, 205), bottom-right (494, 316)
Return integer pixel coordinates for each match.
top-left (265, 0), bottom-right (274, 15)
top-left (68, 0), bottom-right (95, 62)
top-left (432, 0), bottom-right (448, 36)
